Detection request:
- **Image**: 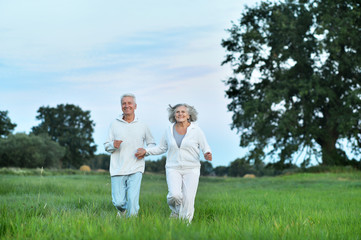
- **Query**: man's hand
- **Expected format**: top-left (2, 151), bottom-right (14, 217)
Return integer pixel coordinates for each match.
top-left (135, 148), bottom-right (147, 159)
top-left (204, 152), bottom-right (212, 161)
top-left (113, 140), bottom-right (123, 149)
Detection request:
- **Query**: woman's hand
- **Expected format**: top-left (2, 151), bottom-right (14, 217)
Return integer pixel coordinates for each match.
top-left (135, 148), bottom-right (147, 159)
top-left (204, 152), bottom-right (212, 161)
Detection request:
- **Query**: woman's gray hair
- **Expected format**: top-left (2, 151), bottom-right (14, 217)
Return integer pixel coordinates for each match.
top-left (168, 103), bottom-right (198, 123)
top-left (121, 93), bottom-right (136, 104)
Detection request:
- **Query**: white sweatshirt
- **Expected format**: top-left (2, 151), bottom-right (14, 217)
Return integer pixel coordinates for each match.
top-left (146, 123), bottom-right (211, 169)
top-left (104, 116), bottom-right (155, 176)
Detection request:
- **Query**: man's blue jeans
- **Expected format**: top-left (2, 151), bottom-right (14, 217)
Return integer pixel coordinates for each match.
top-left (111, 172), bottom-right (143, 217)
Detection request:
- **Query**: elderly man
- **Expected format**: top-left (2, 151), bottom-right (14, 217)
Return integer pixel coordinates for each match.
top-left (104, 93), bottom-right (155, 218)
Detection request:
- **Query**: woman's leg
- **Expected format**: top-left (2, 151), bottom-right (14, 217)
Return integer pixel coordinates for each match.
top-left (179, 168), bottom-right (200, 223)
top-left (166, 168), bottom-right (183, 216)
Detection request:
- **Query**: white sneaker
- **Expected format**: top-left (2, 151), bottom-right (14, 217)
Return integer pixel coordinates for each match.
top-left (117, 211), bottom-right (126, 218)
top-left (169, 212), bottom-right (179, 219)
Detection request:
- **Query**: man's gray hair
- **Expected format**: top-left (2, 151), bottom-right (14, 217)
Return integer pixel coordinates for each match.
top-left (121, 93), bottom-right (136, 104)
top-left (168, 103), bottom-right (198, 123)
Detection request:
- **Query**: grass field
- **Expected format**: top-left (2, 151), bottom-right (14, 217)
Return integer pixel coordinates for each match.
top-left (1, 170), bottom-right (360, 239)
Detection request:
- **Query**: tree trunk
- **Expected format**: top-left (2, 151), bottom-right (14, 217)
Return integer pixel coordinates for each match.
top-left (320, 136), bottom-right (348, 166)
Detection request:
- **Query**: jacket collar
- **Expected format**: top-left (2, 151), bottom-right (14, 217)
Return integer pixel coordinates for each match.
top-left (170, 122), bottom-right (197, 130)
top-left (116, 114), bottom-right (138, 123)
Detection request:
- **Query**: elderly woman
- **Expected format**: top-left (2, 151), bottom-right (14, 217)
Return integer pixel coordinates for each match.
top-left (136, 104), bottom-right (212, 223)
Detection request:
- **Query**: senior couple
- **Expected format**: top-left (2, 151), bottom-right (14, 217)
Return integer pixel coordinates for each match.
top-left (104, 93), bottom-right (212, 223)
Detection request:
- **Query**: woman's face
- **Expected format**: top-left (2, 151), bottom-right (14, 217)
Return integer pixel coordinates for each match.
top-left (175, 106), bottom-right (190, 123)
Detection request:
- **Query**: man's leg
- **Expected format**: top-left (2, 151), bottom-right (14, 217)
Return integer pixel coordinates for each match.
top-left (126, 172), bottom-right (143, 217)
top-left (111, 175), bottom-right (127, 213)
top-left (166, 168), bottom-right (183, 217)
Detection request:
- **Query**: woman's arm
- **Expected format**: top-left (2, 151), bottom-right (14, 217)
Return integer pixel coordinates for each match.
top-left (135, 130), bottom-right (168, 159)
top-left (198, 127), bottom-right (212, 161)
top-left (146, 131), bottom-right (168, 155)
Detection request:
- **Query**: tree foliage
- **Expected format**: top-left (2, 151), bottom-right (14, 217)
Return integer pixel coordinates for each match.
top-left (32, 104), bottom-right (96, 168)
top-left (0, 110), bottom-right (16, 138)
top-left (145, 156), bottom-right (167, 173)
top-left (228, 158), bottom-right (253, 177)
top-left (0, 133), bottom-right (65, 168)
top-left (221, 0), bottom-right (361, 166)
top-left (214, 166), bottom-right (229, 177)
top-left (200, 161), bottom-right (214, 176)
top-left (88, 153), bottom-right (110, 171)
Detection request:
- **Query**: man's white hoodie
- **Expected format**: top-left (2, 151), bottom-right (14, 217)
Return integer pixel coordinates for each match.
top-left (104, 116), bottom-right (155, 176)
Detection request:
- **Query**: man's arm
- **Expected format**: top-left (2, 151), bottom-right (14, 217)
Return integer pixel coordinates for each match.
top-left (104, 124), bottom-right (118, 153)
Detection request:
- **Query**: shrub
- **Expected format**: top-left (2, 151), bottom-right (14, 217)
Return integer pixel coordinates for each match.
top-left (0, 133), bottom-right (65, 168)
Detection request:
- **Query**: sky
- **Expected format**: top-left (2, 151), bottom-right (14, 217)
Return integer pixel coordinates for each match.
top-left (0, 0), bottom-right (266, 167)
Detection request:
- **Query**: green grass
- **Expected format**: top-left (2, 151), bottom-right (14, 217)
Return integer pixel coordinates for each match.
top-left (1, 171), bottom-right (361, 239)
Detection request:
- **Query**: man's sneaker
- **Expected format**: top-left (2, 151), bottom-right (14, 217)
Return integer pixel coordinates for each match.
top-left (117, 210), bottom-right (127, 218)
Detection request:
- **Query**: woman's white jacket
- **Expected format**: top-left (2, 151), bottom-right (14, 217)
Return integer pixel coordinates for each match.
top-left (146, 123), bottom-right (211, 169)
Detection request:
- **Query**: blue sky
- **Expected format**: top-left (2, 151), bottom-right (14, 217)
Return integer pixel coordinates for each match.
top-left (0, 0), bottom-right (265, 167)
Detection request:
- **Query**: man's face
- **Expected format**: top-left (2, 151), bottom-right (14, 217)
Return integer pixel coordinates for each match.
top-left (121, 96), bottom-right (137, 115)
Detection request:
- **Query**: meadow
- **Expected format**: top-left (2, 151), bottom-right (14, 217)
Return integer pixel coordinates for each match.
top-left (1, 169), bottom-right (360, 239)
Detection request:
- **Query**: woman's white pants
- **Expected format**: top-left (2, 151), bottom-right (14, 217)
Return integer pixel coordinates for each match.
top-left (166, 167), bottom-right (200, 223)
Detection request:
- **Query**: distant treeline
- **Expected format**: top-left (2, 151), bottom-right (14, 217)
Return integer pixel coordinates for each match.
top-left (0, 136), bottom-right (359, 177)
top-left (1, 102), bottom-right (360, 175)
top-left (0, 132), bottom-right (306, 176)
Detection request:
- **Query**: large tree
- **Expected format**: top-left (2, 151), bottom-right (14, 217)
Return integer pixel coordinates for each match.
top-left (0, 110), bottom-right (16, 138)
top-left (32, 104), bottom-right (97, 168)
top-left (221, 0), bottom-right (361, 166)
